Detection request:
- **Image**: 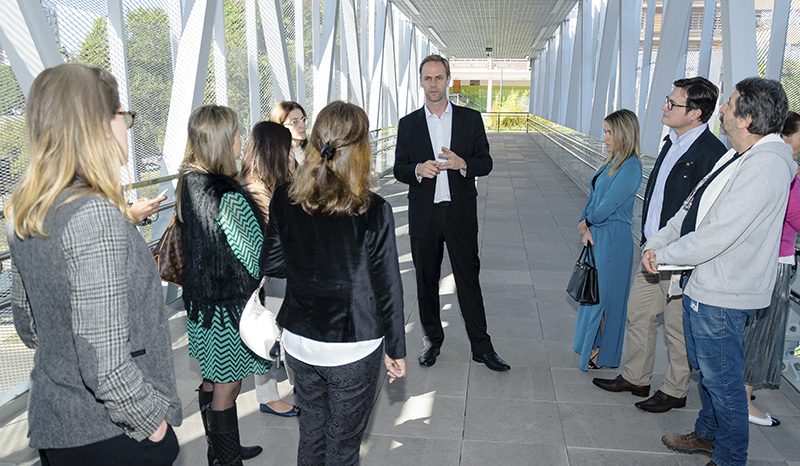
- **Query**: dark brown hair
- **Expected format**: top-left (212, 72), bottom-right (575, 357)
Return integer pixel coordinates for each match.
top-left (419, 54), bottom-right (451, 77)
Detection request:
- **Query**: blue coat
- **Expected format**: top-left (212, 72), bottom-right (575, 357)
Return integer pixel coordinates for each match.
top-left (574, 156), bottom-right (643, 371)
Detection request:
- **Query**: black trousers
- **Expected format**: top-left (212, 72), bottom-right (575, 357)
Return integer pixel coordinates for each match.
top-left (410, 204), bottom-right (493, 354)
top-left (287, 344), bottom-right (382, 466)
top-left (39, 425), bottom-right (179, 466)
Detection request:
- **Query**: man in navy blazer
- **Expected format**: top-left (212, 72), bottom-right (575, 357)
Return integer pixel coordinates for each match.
top-left (593, 77), bottom-right (726, 412)
top-left (393, 54), bottom-right (510, 371)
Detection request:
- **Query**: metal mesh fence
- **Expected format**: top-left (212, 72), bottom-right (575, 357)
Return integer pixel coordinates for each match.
top-left (782, 0), bottom-right (800, 111)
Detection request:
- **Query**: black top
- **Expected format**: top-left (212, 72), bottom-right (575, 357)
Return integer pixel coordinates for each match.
top-left (263, 184), bottom-right (406, 359)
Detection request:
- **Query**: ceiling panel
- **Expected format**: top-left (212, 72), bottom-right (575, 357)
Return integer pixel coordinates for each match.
top-left (390, 0), bottom-right (578, 59)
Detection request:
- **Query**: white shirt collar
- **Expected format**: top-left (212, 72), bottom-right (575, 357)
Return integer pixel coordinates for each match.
top-left (424, 101), bottom-right (452, 119)
top-left (751, 133), bottom-right (784, 148)
top-left (668, 123), bottom-right (707, 147)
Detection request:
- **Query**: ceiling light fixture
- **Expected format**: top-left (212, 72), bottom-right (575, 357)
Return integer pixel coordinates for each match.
top-left (427, 27), bottom-right (446, 49)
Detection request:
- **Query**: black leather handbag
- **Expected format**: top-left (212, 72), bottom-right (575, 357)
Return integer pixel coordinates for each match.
top-left (566, 244), bottom-right (599, 305)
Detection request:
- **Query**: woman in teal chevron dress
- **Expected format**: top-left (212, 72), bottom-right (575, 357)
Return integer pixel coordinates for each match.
top-left (176, 105), bottom-right (267, 466)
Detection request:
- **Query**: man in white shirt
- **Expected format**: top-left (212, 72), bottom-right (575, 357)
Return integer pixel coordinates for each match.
top-left (393, 55), bottom-right (510, 371)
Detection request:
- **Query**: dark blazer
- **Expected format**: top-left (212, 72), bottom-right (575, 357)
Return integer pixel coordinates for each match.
top-left (393, 105), bottom-right (493, 238)
top-left (263, 184), bottom-right (406, 359)
top-left (640, 127), bottom-right (726, 243)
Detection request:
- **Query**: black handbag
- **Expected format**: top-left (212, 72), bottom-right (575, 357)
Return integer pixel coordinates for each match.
top-left (566, 244), bottom-right (599, 305)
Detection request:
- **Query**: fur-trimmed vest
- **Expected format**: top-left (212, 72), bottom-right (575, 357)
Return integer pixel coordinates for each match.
top-left (179, 172), bottom-right (265, 327)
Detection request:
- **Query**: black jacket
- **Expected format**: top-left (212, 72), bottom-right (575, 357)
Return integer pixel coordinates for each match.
top-left (263, 185), bottom-right (406, 359)
top-left (640, 127), bottom-right (726, 244)
top-left (393, 105), bottom-right (493, 239)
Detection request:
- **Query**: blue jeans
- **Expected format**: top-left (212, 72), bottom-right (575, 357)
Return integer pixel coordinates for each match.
top-left (683, 295), bottom-right (754, 466)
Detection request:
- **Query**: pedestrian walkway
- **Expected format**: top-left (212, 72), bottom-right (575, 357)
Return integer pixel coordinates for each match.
top-left (1, 133), bottom-right (800, 465)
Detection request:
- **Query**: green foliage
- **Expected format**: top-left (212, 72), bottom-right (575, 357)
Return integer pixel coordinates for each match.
top-left (0, 116), bottom-right (28, 182)
top-left (0, 66), bottom-right (24, 115)
top-left (782, 60), bottom-right (800, 112)
top-left (76, 18), bottom-right (110, 68)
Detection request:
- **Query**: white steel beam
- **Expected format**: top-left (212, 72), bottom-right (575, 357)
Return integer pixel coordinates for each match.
top-left (766, 0), bottom-right (790, 80)
top-left (257, 0), bottom-right (293, 102)
top-left (162, 0), bottom-right (217, 173)
top-left (637, 0), bottom-right (656, 116)
top-left (537, 50), bottom-right (547, 116)
top-left (528, 57), bottom-right (537, 115)
top-left (382, 5), bottom-right (399, 126)
top-left (394, 18), bottom-right (412, 116)
top-left (565, 1), bottom-right (586, 129)
top-left (294, 0), bottom-right (305, 104)
top-left (618, 0), bottom-right (640, 110)
top-left (558, 14), bottom-right (576, 124)
top-left (107, 0), bottom-right (137, 182)
top-left (675, 16), bottom-right (689, 79)
top-left (341, 0), bottom-right (364, 106)
top-left (313, 0), bottom-right (339, 117)
top-left (212, 0), bottom-right (229, 105)
top-left (720, 0), bottom-right (757, 98)
top-left (641, 0), bottom-right (692, 156)
top-left (696, 0), bottom-right (716, 77)
top-left (579, 0), bottom-right (595, 131)
top-left (589, 0), bottom-right (619, 137)
top-left (368, 0), bottom-right (387, 129)
top-left (245, 0), bottom-right (260, 124)
top-left (552, 22), bottom-right (566, 123)
top-left (167, 0), bottom-right (182, 67)
top-left (0, 0), bottom-right (62, 97)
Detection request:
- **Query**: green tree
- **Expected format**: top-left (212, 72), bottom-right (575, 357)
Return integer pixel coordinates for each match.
top-left (76, 18), bottom-right (110, 68)
top-left (0, 66), bottom-right (25, 115)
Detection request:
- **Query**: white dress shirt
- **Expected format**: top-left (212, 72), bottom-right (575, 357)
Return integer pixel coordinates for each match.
top-left (425, 102), bottom-right (453, 203)
top-left (644, 123), bottom-right (708, 239)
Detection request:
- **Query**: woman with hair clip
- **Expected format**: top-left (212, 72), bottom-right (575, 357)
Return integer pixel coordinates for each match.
top-left (269, 101), bottom-right (308, 166)
top-left (262, 101), bottom-right (407, 465)
top-left (241, 121), bottom-right (300, 418)
top-left (575, 109), bottom-right (643, 371)
top-left (8, 63), bottom-right (181, 465)
top-left (742, 110), bottom-right (800, 427)
top-left (177, 105), bottom-right (267, 466)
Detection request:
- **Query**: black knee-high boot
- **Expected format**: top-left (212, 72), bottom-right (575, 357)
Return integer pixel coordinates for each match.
top-left (198, 387), bottom-right (216, 466)
top-left (208, 404), bottom-right (262, 466)
top-left (198, 387), bottom-right (263, 465)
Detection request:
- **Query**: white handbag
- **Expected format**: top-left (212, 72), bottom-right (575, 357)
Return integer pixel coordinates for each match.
top-left (239, 277), bottom-right (280, 360)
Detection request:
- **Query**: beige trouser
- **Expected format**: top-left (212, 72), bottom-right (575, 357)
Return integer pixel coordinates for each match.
top-left (620, 265), bottom-right (690, 398)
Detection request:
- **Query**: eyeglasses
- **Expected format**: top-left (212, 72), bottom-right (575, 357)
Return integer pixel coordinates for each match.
top-left (283, 116), bottom-right (308, 128)
top-left (116, 111), bottom-right (137, 129)
top-left (664, 96), bottom-right (689, 112)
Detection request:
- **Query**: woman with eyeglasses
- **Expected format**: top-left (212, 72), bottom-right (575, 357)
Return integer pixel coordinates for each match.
top-left (262, 101), bottom-right (406, 465)
top-left (8, 63), bottom-right (182, 465)
top-left (269, 101), bottom-right (308, 166)
top-left (241, 121), bottom-right (300, 418)
top-left (177, 105), bottom-right (268, 466)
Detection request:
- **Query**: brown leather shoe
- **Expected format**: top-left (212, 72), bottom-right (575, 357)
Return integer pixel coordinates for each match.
top-left (635, 390), bottom-right (687, 413)
top-left (661, 431), bottom-right (713, 456)
top-left (591, 375), bottom-right (650, 397)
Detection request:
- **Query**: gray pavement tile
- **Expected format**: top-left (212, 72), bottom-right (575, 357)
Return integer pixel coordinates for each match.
top-left (760, 415), bottom-right (800, 461)
top-left (460, 441), bottom-right (569, 466)
top-left (463, 398), bottom-right (563, 445)
top-left (545, 339), bottom-right (580, 369)
top-left (467, 365), bottom-right (555, 402)
top-left (566, 447), bottom-right (690, 466)
top-left (483, 337), bottom-right (549, 369)
top-left (366, 390), bottom-right (466, 440)
top-left (479, 269), bottom-right (533, 286)
top-left (385, 360), bottom-right (469, 398)
top-left (558, 402), bottom-right (699, 452)
top-left (485, 315), bottom-right (543, 341)
top-left (360, 434), bottom-right (462, 466)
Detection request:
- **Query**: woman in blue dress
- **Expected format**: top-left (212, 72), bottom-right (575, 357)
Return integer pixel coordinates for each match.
top-left (574, 109), bottom-right (643, 371)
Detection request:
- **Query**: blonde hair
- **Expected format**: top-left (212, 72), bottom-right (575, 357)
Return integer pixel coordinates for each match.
top-left (604, 109), bottom-right (640, 175)
top-left (289, 101), bottom-right (371, 215)
top-left (6, 63), bottom-right (133, 238)
top-left (176, 105), bottom-right (240, 221)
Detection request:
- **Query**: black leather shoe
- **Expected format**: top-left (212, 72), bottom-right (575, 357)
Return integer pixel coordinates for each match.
top-left (592, 375), bottom-right (650, 397)
top-left (472, 351), bottom-right (511, 371)
top-left (418, 347), bottom-right (440, 367)
top-left (635, 390), bottom-right (687, 413)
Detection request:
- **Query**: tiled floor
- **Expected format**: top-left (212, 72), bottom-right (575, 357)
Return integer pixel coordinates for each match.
top-left (2, 133), bottom-right (800, 465)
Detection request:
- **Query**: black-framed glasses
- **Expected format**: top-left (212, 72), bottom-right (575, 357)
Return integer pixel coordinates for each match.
top-left (664, 96), bottom-right (689, 112)
top-left (116, 111), bottom-right (136, 129)
top-left (283, 116), bottom-right (308, 128)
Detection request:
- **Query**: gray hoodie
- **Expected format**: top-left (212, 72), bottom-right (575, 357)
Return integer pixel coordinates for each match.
top-left (645, 134), bottom-right (795, 310)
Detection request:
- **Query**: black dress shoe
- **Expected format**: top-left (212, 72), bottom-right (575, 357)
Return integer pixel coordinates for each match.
top-left (418, 347), bottom-right (440, 367)
top-left (592, 374), bottom-right (650, 397)
top-left (472, 351), bottom-right (511, 371)
top-left (635, 390), bottom-right (687, 413)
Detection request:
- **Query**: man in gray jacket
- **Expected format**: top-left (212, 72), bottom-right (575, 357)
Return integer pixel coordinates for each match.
top-left (643, 77), bottom-right (794, 466)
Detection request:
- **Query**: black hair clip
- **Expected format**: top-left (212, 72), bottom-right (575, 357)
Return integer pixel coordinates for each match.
top-left (320, 142), bottom-right (337, 161)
